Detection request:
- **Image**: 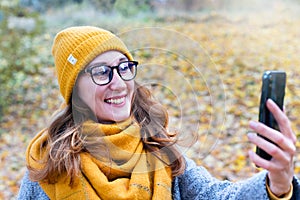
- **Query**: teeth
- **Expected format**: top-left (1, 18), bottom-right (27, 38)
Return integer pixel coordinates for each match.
top-left (106, 97), bottom-right (125, 104)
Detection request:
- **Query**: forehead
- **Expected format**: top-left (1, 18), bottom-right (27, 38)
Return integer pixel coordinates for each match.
top-left (89, 51), bottom-right (127, 66)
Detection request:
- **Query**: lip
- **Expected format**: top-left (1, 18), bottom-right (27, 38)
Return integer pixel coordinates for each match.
top-left (104, 95), bottom-right (127, 105)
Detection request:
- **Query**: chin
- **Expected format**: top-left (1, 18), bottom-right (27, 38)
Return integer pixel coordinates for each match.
top-left (113, 115), bottom-right (130, 122)
top-left (97, 113), bottom-right (131, 123)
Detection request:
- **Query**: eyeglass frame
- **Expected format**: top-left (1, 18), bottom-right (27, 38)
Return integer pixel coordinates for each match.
top-left (82, 60), bottom-right (138, 86)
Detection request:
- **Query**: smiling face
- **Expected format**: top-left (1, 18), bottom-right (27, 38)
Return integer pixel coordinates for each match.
top-left (75, 51), bottom-right (135, 123)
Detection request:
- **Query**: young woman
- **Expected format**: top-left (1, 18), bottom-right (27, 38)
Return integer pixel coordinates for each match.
top-left (18, 26), bottom-right (299, 199)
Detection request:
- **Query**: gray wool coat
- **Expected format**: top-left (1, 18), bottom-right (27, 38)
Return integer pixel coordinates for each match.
top-left (17, 157), bottom-right (300, 200)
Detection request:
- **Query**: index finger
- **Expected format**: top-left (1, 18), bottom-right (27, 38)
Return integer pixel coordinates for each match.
top-left (266, 99), bottom-right (296, 143)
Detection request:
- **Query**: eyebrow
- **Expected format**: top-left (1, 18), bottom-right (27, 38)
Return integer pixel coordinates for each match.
top-left (87, 57), bottom-right (128, 69)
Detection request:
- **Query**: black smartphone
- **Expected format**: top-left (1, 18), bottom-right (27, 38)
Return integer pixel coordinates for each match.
top-left (256, 71), bottom-right (286, 161)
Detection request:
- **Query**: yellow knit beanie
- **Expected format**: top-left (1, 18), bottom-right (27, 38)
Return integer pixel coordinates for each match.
top-left (52, 26), bottom-right (134, 104)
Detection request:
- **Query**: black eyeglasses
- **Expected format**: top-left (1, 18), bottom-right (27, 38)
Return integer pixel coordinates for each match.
top-left (84, 61), bottom-right (138, 86)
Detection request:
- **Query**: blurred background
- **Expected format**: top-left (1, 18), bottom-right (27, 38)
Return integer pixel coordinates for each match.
top-left (1, 0), bottom-right (300, 199)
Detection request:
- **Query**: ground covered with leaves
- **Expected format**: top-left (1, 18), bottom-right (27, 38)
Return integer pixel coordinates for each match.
top-left (1, 4), bottom-right (300, 199)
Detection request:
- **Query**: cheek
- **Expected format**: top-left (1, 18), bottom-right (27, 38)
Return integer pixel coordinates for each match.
top-left (77, 78), bottom-right (97, 107)
top-left (127, 81), bottom-right (135, 96)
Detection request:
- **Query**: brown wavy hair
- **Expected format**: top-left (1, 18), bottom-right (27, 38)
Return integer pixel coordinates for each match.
top-left (28, 81), bottom-right (186, 186)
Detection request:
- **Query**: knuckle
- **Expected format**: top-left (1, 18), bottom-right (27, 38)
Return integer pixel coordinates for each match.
top-left (281, 156), bottom-right (290, 166)
top-left (290, 145), bottom-right (296, 156)
top-left (264, 162), bottom-right (272, 171)
top-left (268, 147), bottom-right (278, 156)
top-left (276, 164), bottom-right (286, 171)
top-left (275, 135), bottom-right (284, 144)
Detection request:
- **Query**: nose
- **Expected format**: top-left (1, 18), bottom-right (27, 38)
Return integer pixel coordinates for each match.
top-left (109, 68), bottom-right (126, 90)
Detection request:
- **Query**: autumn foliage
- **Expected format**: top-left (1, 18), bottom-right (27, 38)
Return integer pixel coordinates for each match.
top-left (1, 1), bottom-right (300, 199)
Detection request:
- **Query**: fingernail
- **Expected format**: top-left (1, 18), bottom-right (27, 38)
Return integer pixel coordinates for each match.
top-left (249, 121), bottom-right (258, 128)
top-left (247, 132), bottom-right (256, 139)
top-left (267, 99), bottom-right (275, 105)
top-left (248, 150), bottom-right (254, 157)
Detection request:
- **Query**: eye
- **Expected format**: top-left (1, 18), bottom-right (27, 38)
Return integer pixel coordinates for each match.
top-left (119, 63), bottom-right (129, 72)
top-left (119, 62), bottom-right (134, 74)
top-left (91, 66), bottom-right (110, 76)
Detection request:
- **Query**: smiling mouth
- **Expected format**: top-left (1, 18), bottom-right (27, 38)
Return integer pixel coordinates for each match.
top-left (104, 97), bottom-right (125, 104)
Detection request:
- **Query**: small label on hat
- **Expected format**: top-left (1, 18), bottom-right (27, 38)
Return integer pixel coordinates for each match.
top-left (67, 54), bottom-right (77, 65)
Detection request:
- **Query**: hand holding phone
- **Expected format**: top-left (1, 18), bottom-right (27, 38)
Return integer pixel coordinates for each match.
top-left (256, 71), bottom-right (286, 160)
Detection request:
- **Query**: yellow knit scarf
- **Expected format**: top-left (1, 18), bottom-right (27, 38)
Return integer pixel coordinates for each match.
top-left (26, 118), bottom-right (172, 200)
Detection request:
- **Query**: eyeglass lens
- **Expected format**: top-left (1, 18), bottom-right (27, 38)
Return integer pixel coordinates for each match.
top-left (90, 61), bottom-right (137, 85)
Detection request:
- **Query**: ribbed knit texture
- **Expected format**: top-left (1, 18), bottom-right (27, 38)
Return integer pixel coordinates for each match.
top-left (18, 157), bottom-right (300, 199)
top-left (25, 118), bottom-right (172, 200)
top-left (52, 26), bottom-right (134, 104)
